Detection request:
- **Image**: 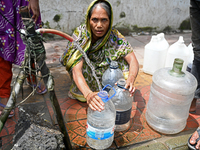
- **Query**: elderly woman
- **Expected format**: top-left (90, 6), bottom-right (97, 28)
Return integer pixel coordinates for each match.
top-left (61, 0), bottom-right (139, 112)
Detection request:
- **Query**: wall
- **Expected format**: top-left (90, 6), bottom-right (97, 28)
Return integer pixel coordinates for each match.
top-left (39, 0), bottom-right (190, 35)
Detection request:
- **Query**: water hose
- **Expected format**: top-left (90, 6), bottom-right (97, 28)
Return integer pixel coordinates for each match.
top-left (36, 28), bottom-right (74, 42)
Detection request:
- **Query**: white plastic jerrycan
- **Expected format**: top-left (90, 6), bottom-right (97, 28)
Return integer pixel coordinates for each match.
top-left (187, 43), bottom-right (194, 72)
top-left (165, 36), bottom-right (190, 71)
top-left (143, 33), bottom-right (169, 75)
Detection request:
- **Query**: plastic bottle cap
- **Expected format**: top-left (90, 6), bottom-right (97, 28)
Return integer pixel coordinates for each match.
top-left (117, 78), bottom-right (126, 86)
top-left (151, 35), bottom-right (158, 42)
top-left (110, 61), bottom-right (119, 69)
top-left (117, 78), bottom-right (128, 90)
top-left (178, 36), bottom-right (184, 44)
top-left (157, 33), bottom-right (164, 40)
top-left (98, 90), bottom-right (109, 103)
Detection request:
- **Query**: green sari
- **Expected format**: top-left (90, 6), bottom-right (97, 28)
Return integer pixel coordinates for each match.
top-left (60, 0), bottom-right (134, 102)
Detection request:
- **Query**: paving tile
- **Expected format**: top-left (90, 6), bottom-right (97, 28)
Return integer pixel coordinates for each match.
top-left (76, 114), bottom-right (87, 120)
top-left (67, 130), bottom-right (77, 141)
top-left (123, 131), bottom-right (139, 142)
top-left (164, 134), bottom-right (191, 150)
top-left (66, 108), bottom-right (78, 115)
top-left (70, 103), bottom-right (83, 110)
top-left (66, 121), bottom-right (80, 131)
top-left (115, 135), bottom-right (130, 147)
top-left (59, 101), bottom-right (71, 110)
top-left (65, 114), bottom-right (76, 122)
top-left (78, 119), bottom-right (87, 127)
top-left (185, 120), bottom-right (199, 129)
top-left (74, 126), bottom-right (86, 137)
top-left (0, 128), bottom-right (8, 137)
top-left (72, 135), bottom-right (87, 147)
top-left (130, 142), bottom-right (168, 150)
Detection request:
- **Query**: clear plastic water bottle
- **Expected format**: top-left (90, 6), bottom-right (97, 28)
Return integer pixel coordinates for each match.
top-left (86, 85), bottom-right (116, 149)
top-left (109, 79), bottom-right (133, 131)
top-left (102, 59), bottom-right (124, 92)
top-left (146, 58), bottom-right (197, 134)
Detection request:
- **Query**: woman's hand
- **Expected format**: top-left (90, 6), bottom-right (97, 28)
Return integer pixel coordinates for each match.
top-left (28, 0), bottom-right (40, 23)
top-left (124, 52), bottom-right (139, 97)
top-left (124, 75), bottom-right (136, 97)
top-left (85, 92), bottom-right (104, 112)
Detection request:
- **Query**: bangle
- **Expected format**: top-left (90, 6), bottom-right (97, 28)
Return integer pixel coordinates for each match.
top-left (129, 73), bottom-right (136, 78)
top-left (85, 91), bottom-right (93, 99)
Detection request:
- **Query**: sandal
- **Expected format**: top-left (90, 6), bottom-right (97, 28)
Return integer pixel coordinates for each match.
top-left (0, 103), bottom-right (15, 118)
top-left (27, 81), bottom-right (47, 95)
top-left (188, 127), bottom-right (200, 150)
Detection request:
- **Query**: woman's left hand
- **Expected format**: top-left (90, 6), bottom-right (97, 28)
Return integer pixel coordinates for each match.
top-left (123, 52), bottom-right (139, 97)
top-left (124, 75), bottom-right (136, 97)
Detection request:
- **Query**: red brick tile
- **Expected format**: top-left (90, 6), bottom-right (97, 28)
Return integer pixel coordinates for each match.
top-left (114, 136), bottom-right (130, 147)
top-left (66, 99), bottom-right (78, 105)
top-left (61, 109), bottom-right (66, 116)
top-left (129, 123), bottom-right (143, 133)
top-left (134, 95), bottom-right (143, 102)
top-left (72, 135), bottom-right (87, 147)
top-left (77, 107), bottom-right (87, 114)
top-left (78, 119), bottom-right (87, 127)
top-left (66, 108), bottom-right (78, 115)
top-left (65, 114), bottom-right (76, 122)
top-left (185, 120), bottom-right (199, 129)
top-left (67, 130), bottom-right (77, 140)
top-left (123, 131), bottom-right (138, 141)
top-left (137, 101), bottom-right (146, 109)
top-left (70, 103), bottom-right (82, 110)
top-left (2, 135), bottom-right (13, 147)
top-left (74, 126), bottom-right (86, 137)
top-left (114, 131), bottom-right (124, 138)
top-left (66, 121), bottom-right (80, 131)
top-left (132, 102), bottom-right (137, 110)
top-left (7, 126), bottom-right (15, 135)
top-left (60, 102), bottom-right (71, 110)
top-left (0, 128), bottom-right (8, 137)
top-left (76, 114), bottom-right (87, 120)
top-left (4, 119), bottom-right (16, 128)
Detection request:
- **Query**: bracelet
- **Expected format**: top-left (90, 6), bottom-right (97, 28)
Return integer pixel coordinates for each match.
top-left (129, 73), bottom-right (136, 78)
top-left (85, 91), bottom-right (93, 99)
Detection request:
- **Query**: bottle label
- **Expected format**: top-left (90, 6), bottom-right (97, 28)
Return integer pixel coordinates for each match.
top-left (86, 122), bottom-right (115, 140)
top-left (115, 108), bottom-right (132, 125)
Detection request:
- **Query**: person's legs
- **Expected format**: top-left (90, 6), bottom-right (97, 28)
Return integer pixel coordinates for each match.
top-left (190, 0), bottom-right (200, 112)
top-left (0, 57), bottom-right (14, 116)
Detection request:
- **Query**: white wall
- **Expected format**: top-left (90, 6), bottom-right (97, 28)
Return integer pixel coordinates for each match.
top-left (39, 0), bottom-right (190, 35)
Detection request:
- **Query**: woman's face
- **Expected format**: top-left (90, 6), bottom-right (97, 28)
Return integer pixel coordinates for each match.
top-left (89, 5), bottom-right (110, 42)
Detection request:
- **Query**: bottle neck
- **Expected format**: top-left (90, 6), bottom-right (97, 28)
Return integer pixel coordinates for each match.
top-left (169, 59), bottom-right (185, 77)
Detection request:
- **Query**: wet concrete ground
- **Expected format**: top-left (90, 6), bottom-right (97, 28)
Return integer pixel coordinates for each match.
top-left (1, 32), bottom-right (199, 150)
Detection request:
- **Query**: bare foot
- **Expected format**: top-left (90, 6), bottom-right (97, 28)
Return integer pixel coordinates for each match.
top-left (190, 130), bottom-right (200, 149)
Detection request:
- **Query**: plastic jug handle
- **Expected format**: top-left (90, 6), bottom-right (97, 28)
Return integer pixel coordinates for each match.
top-left (102, 84), bottom-right (116, 101)
top-left (117, 83), bottom-right (129, 91)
